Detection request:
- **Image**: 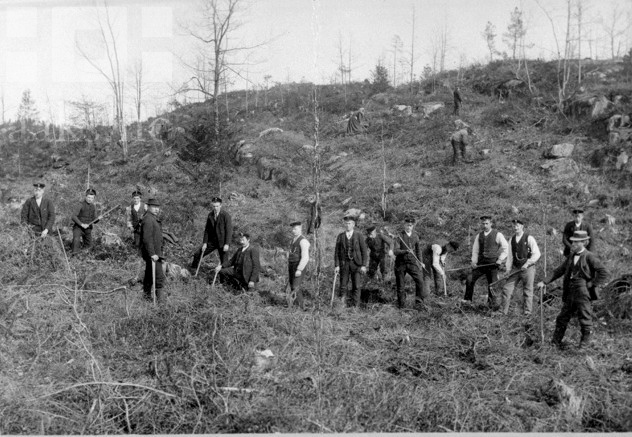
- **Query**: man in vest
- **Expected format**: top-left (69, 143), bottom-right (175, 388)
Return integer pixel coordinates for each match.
top-left (393, 217), bottom-right (427, 310)
top-left (139, 198), bottom-right (165, 303)
top-left (500, 218), bottom-right (541, 316)
top-left (126, 190), bottom-right (146, 247)
top-left (334, 215), bottom-right (369, 307)
top-left (191, 196), bottom-right (233, 270)
top-left (462, 215), bottom-right (508, 309)
top-left (21, 182), bottom-right (55, 238)
top-left (365, 226), bottom-right (394, 282)
top-left (537, 230), bottom-right (608, 349)
top-left (215, 231), bottom-right (261, 291)
top-left (562, 208), bottom-right (593, 256)
top-left (422, 239), bottom-right (460, 296)
top-left (71, 188), bottom-right (102, 255)
top-left (288, 221), bottom-right (310, 309)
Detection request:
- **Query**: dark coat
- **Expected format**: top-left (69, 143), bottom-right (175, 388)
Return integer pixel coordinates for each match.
top-left (223, 245), bottom-right (261, 283)
top-left (393, 230), bottom-right (423, 266)
top-left (140, 212), bottom-right (163, 260)
top-left (203, 209), bottom-right (233, 247)
top-left (21, 196), bottom-right (55, 232)
top-left (454, 89), bottom-right (462, 104)
top-left (71, 200), bottom-right (98, 228)
top-left (562, 221), bottom-right (593, 255)
top-left (334, 230), bottom-right (369, 268)
top-left (547, 250), bottom-right (608, 302)
top-left (366, 234), bottom-right (393, 259)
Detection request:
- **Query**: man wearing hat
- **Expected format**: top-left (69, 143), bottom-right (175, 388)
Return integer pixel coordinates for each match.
top-left (288, 221), bottom-right (310, 309)
top-left (421, 239), bottom-right (460, 296)
top-left (125, 190), bottom-right (147, 247)
top-left (538, 230), bottom-right (608, 349)
top-left (562, 208), bottom-right (593, 256)
top-left (71, 188), bottom-right (102, 255)
top-left (334, 215), bottom-right (369, 307)
top-left (191, 197), bottom-right (233, 270)
top-left (365, 226), bottom-right (394, 281)
top-left (463, 215), bottom-right (508, 308)
top-left (21, 182), bottom-right (56, 238)
top-left (139, 198), bottom-right (166, 303)
top-left (215, 231), bottom-right (261, 290)
top-left (500, 218), bottom-right (541, 316)
top-left (392, 217), bottom-right (426, 309)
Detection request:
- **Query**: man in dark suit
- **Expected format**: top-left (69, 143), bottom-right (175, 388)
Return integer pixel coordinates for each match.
top-left (191, 196), bottom-right (233, 269)
top-left (139, 198), bottom-right (166, 304)
top-left (71, 188), bottom-right (103, 255)
top-left (21, 182), bottom-right (55, 238)
top-left (562, 208), bottom-right (593, 256)
top-left (453, 86), bottom-right (463, 115)
top-left (393, 217), bottom-right (427, 310)
top-left (215, 231), bottom-right (261, 290)
top-left (334, 215), bottom-right (369, 307)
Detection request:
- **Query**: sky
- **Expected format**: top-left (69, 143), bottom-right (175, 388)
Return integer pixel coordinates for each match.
top-left (0, 0), bottom-right (630, 125)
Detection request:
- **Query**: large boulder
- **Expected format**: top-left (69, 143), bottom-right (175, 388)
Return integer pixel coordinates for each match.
top-left (540, 158), bottom-right (579, 179)
top-left (419, 102), bottom-right (444, 118)
top-left (544, 143), bottom-right (574, 158)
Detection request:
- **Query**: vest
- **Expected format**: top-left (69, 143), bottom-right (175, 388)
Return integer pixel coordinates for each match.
top-left (511, 233), bottom-right (531, 268)
top-left (131, 202), bottom-right (145, 231)
top-left (76, 202), bottom-right (96, 225)
top-left (478, 230), bottom-right (498, 263)
top-left (289, 235), bottom-right (305, 263)
top-left (346, 234), bottom-right (353, 260)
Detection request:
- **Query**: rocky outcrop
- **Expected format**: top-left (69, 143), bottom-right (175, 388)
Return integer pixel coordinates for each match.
top-left (540, 158), bottom-right (579, 179)
top-left (544, 143), bottom-right (574, 158)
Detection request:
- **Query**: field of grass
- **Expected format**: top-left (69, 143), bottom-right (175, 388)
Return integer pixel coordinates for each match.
top-left (1, 59), bottom-right (632, 433)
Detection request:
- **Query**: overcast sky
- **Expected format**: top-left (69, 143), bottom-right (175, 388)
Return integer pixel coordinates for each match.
top-left (0, 0), bottom-right (630, 124)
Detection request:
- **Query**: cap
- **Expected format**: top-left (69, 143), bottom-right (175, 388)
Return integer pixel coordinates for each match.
top-left (343, 215), bottom-right (357, 222)
top-left (132, 190), bottom-right (142, 197)
top-left (512, 218), bottom-right (526, 225)
top-left (569, 230), bottom-right (590, 241)
top-left (147, 198), bottom-right (161, 207)
top-left (480, 215), bottom-right (492, 220)
top-left (289, 220), bottom-right (302, 227)
top-left (239, 231), bottom-right (251, 239)
top-left (572, 208), bottom-right (584, 214)
top-left (404, 217), bottom-right (416, 224)
top-left (211, 197), bottom-right (222, 203)
top-left (86, 188), bottom-right (97, 196)
top-left (366, 225), bottom-right (376, 234)
top-left (33, 182), bottom-right (45, 188)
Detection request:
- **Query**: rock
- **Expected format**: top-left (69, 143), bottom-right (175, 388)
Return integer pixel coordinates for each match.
top-left (540, 158), bottom-right (579, 179)
top-left (370, 93), bottom-right (390, 105)
top-left (163, 262), bottom-right (191, 280)
top-left (235, 143), bottom-right (256, 165)
top-left (591, 95), bottom-right (615, 119)
top-left (454, 119), bottom-right (470, 130)
top-left (101, 232), bottom-right (123, 247)
top-left (606, 214), bottom-right (616, 226)
top-left (256, 157), bottom-right (274, 180)
top-left (544, 143), bottom-right (574, 158)
top-left (391, 105), bottom-right (412, 116)
top-left (301, 144), bottom-right (315, 152)
top-left (253, 349), bottom-right (276, 373)
top-left (344, 208), bottom-right (362, 219)
top-left (481, 149), bottom-right (491, 155)
top-left (616, 151), bottom-right (629, 170)
top-left (258, 127), bottom-right (283, 138)
top-left (418, 102), bottom-right (444, 118)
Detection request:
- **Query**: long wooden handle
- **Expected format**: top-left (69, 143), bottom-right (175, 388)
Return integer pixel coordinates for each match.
top-left (86, 204), bottom-right (120, 226)
top-left (151, 260), bottom-right (156, 305)
top-left (330, 271), bottom-right (339, 307)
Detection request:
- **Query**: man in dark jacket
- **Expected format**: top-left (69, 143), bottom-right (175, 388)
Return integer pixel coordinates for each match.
top-left (21, 182), bottom-right (55, 237)
top-left (538, 230), bottom-right (608, 350)
top-left (365, 226), bottom-right (393, 281)
top-left (453, 86), bottom-right (463, 115)
top-left (334, 215), bottom-right (369, 307)
top-left (191, 196), bottom-right (233, 269)
top-left (125, 190), bottom-right (146, 247)
top-left (71, 188), bottom-right (102, 255)
top-left (139, 198), bottom-right (165, 303)
top-left (215, 231), bottom-right (261, 290)
top-left (393, 217), bottom-right (427, 309)
top-left (562, 208), bottom-right (593, 256)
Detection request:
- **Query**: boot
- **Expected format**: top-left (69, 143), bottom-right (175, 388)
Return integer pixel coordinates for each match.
top-left (550, 325), bottom-right (568, 349)
top-left (578, 328), bottom-right (593, 350)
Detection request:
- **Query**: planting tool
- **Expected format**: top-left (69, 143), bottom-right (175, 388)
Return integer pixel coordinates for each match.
top-left (442, 274), bottom-right (447, 296)
top-left (211, 269), bottom-right (219, 289)
top-left (330, 270), bottom-right (339, 307)
top-left (194, 252), bottom-right (204, 277)
top-left (86, 204), bottom-right (121, 227)
top-left (151, 260), bottom-right (157, 305)
top-left (445, 263), bottom-right (497, 273)
top-left (489, 269), bottom-right (521, 287)
top-left (58, 229), bottom-right (71, 272)
top-left (397, 235), bottom-right (426, 272)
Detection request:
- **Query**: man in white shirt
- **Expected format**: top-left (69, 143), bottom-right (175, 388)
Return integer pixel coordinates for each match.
top-left (463, 215), bottom-right (508, 309)
top-left (500, 218), bottom-right (541, 316)
top-left (288, 221), bottom-right (310, 310)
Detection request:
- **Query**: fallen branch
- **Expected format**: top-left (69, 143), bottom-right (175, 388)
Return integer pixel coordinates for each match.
top-left (36, 381), bottom-right (176, 400)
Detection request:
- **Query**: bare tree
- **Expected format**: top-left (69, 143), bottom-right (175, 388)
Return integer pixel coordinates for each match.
top-left (482, 21), bottom-right (497, 62)
top-left (75, 0), bottom-right (128, 160)
top-left (504, 7), bottom-right (527, 61)
top-left (601, 4), bottom-right (630, 59)
top-left (129, 59), bottom-right (146, 140)
top-left (391, 35), bottom-right (403, 87)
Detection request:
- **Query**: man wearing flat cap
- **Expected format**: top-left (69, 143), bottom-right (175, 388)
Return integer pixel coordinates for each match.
top-left (191, 196), bottom-right (233, 270)
top-left (392, 217), bottom-right (426, 309)
top-left (71, 188), bottom-right (103, 255)
top-left (215, 231), bottom-right (261, 290)
top-left (288, 221), bottom-right (310, 309)
top-left (538, 230), bottom-right (608, 350)
top-left (562, 208), bottom-right (593, 257)
top-left (125, 190), bottom-right (147, 248)
top-left (366, 225), bottom-right (393, 282)
top-left (139, 198), bottom-right (165, 303)
top-left (21, 182), bottom-right (56, 238)
top-left (463, 215), bottom-right (508, 309)
top-left (334, 215), bottom-right (369, 307)
top-left (500, 218), bottom-right (541, 316)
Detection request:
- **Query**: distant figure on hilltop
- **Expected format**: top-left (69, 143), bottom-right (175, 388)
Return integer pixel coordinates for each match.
top-left (450, 126), bottom-right (473, 164)
top-left (453, 86), bottom-right (463, 116)
top-left (346, 108), bottom-right (368, 135)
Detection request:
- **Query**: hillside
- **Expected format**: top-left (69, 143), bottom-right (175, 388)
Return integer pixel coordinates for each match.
top-left (1, 59), bottom-right (631, 433)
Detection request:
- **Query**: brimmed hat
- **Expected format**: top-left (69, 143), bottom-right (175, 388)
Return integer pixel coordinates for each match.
top-left (569, 230), bottom-right (590, 241)
top-left (33, 182), bottom-right (45, 188)
top-left (512, 218), bottom-right (526, 225)
top-left (366, 225), bottom-right (376, 234)
top-left (132, 190), bottom-right (142, 197)
top-left (147, 198), bottom-right (161, 207)
top-left (289, 220), bottom-right (302, 227)
top-left (86, 188), bottom-right (97, 196)
top-left (343, 215), bottom-right (357, 222)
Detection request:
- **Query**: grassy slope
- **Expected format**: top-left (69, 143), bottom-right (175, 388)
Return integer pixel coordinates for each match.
top-left (1, 61), bottom-right (632, 433)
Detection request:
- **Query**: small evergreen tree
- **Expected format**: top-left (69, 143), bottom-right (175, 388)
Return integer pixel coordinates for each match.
top-left (17, 89), bottom-right (39, 125)
top-left (371, 61), bottom-right (390, 94)
top-left (482, 21), bottom-right (497, 62)
top-left (503, 7), bottom-right (526, 61)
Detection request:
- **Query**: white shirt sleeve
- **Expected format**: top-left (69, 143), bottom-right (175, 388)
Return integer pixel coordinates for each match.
top-left (496, 232), bottom-right (509, 263)
top-left (471, 234), bottom-right (480, 265)
top-left (432, 244), bottom-right (444, 275)
top-left (297, 238), bottom-right (310, 271)
top-left (505, 239), bottom-right (514, 272)
top-left (526, 235), bottom-right (541, 266)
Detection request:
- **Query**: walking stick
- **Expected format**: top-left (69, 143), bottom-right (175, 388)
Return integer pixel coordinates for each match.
top-left (194, 250), bottom-right (204, 277)
top-left (330, 270), bottom-right (339, 307)
top-left (58, 229), bottom-right (71, 272)
top-left (151, 260), bottom-right (157, 305)
top-left (541, 212), bottom-right (547, 343)
top-left (442, 274), bottom-right (448, 296)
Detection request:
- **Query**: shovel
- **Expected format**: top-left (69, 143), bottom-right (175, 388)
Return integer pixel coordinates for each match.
top-left (211, 269), bottom-right (220, 289)
top-left (330, 270), bottom-right (339, 307)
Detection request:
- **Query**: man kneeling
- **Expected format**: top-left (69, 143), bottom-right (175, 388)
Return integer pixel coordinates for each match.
top-left (214, 232), bottom-right (261, 290)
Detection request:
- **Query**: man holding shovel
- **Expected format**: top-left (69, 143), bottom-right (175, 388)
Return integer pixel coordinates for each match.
top-left (393, 217), bottom-right (426, 310)
top-left (499, 218), bottom-right (541, 316)
top-left (70, 188), bottom-right (103, 256)
top-left (422, 239), bottom-right (460, 297)
top-left (140, 198), bottom-right (165, 304)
